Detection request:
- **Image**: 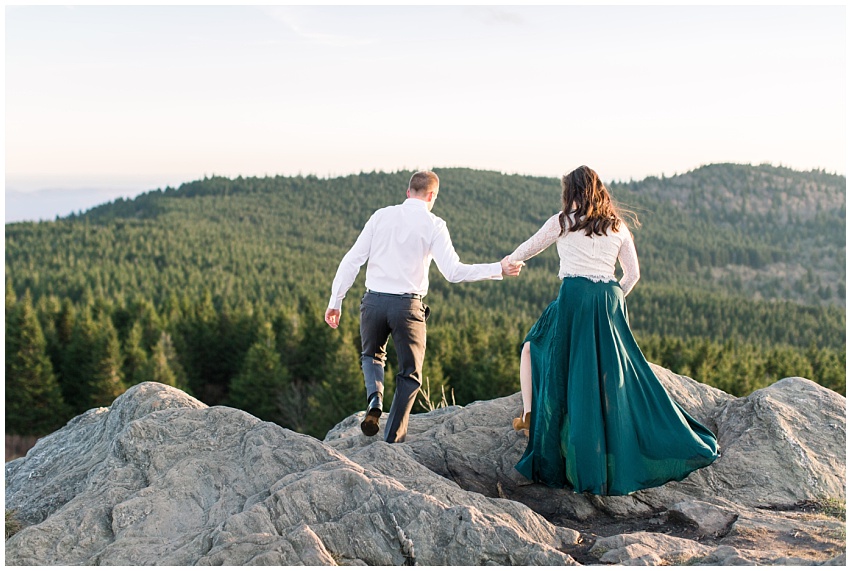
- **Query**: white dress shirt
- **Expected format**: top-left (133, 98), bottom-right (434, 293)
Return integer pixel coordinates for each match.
top-left (509, 213), bottom-right (641, 296)
top-left (328, 198), bottom-right (503, 310)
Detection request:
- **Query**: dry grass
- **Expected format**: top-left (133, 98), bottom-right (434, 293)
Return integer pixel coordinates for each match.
top-left (5, 434), bottom-right (39, 462)
top-left (416, 377), bottom-right (455, 412)
top-left (813, 497), bottom-right (846, 521)
top-left (5, 509), bottom-right (22, 539)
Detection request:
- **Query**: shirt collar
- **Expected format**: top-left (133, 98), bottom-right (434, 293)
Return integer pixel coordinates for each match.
top-left (403, 198), bottom-right (430, 209)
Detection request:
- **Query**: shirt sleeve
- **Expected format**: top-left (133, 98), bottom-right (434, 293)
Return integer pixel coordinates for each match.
top-left (328, 215), bottom-right (375, 310)
top-left (617, 231), bottom-right (640, 296)
top-left (430, 220), bottom-right (503, 283)
top-left (509, 213), bottom-right (561, 263)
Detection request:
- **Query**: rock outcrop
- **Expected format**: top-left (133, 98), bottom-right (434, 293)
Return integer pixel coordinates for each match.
top-left (326, 367), bottom-right (846, 565)
top-left (326, 367), bottom-right (845, 514)
top-left (5, 366), bottom-right (846, 566)
top-left (5, 383), bottom-right (577, 565)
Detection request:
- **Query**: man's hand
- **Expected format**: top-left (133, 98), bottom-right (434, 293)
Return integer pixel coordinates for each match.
top-left (501, 256), bottom-right (524, 277)
top-left (325, 308), bottom-right (341, 329)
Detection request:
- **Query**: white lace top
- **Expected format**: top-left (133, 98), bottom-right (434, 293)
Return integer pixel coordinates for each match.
top-left (508, 213), bottom-right (640, 296)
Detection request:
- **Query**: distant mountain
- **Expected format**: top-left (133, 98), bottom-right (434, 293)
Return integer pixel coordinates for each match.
top-left (6, 164), bottom-right (844, 332)
top-left (621, 163), bottom-right (844, 220)
top-left (36, 163), bottom-right (845, 307)
top-left (4, 186), bottom-right (156, 223)
top-left (5, 163), bottom-right (844, 441)
top-left (612, 163), bottom-right (845, 307)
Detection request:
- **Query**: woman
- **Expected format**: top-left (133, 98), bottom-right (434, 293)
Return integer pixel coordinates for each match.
top-left (508, 165), bottom-right (718, 496)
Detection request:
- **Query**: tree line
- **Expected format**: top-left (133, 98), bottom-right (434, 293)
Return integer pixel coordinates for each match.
top-left (6, 278), bottom-right (844, 439)
top-left (5, 164), bottom-right (845, 440)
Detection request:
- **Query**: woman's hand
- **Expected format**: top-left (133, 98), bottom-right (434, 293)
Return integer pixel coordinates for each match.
top-left (501, 256), bottom-right (525, 277)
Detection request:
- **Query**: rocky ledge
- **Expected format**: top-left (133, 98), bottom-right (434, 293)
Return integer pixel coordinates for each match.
top-left (5, 365), bottom-right (846, 565)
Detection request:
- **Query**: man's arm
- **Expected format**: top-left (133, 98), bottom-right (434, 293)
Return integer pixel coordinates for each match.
top-left (325, 216), bottom-right (374, 328)
top-left (430, 220), bottom-right (516, 283)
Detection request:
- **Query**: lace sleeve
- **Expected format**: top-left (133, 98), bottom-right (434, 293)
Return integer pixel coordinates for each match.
top-left (509, 214), bottom-right (562, 263)
top-left (618, 232), bottom-right (640, 296)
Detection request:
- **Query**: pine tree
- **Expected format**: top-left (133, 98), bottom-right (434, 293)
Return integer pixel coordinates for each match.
top-left (417, 326), bottom-right (454, 411)
top-left (122, 321), bottom-right (150, 386)
top-left (228, 322), bottom-right (290, 422)
top-left (61, 307), bottom-right (98, 413)
top-left (216, 299), bottom-right (261, 401)
top-left (5, 291), bottom-right (68, 435)
top-left (62, 309), bottom-right (126, 412)
top-left (87, 314), bottom-right (126, 407)
top-left (35, 296), bottom-right (62, 390)
top-left (5, 276), bottom-right (15, 308)
top-left (807, 346), bottom-right (846, 396)
top-left (173, 290), bottom-right (221, 402)
top-left (308, 326), bottom-right (364, 437)
top-left (137, 331), bottom-right (188, 391)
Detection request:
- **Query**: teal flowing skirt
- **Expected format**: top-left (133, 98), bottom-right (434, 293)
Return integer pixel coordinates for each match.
top-left (515, 277), bottom-right (719, 496)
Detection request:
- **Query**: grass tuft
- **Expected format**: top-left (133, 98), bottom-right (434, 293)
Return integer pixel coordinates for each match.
top-left (5, 509), bottom-right (22, 539)
top-left (417, 377), bottom-right (456, 412)
top-left (814, 497), bottom-right (846, 521)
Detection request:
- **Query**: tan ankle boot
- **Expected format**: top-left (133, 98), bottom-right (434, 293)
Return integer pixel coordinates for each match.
top-left (512, 411), bottom-right (531, 431)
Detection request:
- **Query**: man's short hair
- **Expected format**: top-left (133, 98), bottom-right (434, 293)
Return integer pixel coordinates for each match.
top-left (409, 171), bottom-right (439, 196)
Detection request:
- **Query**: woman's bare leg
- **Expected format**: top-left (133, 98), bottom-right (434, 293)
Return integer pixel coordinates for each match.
top-left (520, 341), bottom-right (532, 415)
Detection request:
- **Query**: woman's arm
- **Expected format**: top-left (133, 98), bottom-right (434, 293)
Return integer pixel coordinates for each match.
top-left (509, 213), bottom-right (561, 263)
top-left (617, 233), bottom-right (640, 296)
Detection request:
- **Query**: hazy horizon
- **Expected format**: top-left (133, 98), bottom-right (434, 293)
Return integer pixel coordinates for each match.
top-left (5, 160), bottom-right (844, 224)
top-left (5, 5), bottom-right (846, 223)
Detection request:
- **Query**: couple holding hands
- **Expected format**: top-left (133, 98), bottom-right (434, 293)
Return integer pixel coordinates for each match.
top-left (325, 167), bottom-right (717, 496)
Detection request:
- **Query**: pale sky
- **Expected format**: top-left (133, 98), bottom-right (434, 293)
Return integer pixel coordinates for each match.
top-left (4, 3), bottom-right (847, 221)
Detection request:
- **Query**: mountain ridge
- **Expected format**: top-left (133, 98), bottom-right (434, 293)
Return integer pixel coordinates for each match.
top-left (4, 163), bottom-right (845, 443)
top-left (9, 162), bottom-right (843, 310)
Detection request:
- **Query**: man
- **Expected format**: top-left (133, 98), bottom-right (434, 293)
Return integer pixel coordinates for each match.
top-left (325, 170), bottom-right (521, 443)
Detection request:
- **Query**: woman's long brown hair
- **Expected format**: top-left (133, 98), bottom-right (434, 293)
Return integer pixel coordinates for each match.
top-left (558, 165), bottom-right (638, 236)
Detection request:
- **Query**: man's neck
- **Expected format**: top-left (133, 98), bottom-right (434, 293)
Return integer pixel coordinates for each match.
top-left (405, 196), bottom-right (433, 212)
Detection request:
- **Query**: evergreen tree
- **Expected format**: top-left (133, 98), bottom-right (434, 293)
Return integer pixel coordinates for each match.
top-left (216, 300), bottom-right (261, 401)
top-left (62, 308), bottom-right (126, 412)
top-left (228, 322), bottom-right (290, 422)
top-left (138, 331), bottom-right (188, 390)
top-left (2, 165), bottom-right (845, 439)
top-left (61, 307), bottom-right (98, 413)
top-left (5, 291), bottom-right (67, 435)
top-left (173, 290), bottom-right (225, 402)
top-left (122, 321), bottom-right (150, 386)
top-left (87, 313), bottom-right (127, 407)
top-left (308, 326), bottom-right (364, 437)
top-left (441, 322), bottom-right (520, 404)
top-left (51, 298), bottom-right (78, 390)
top-left (5, 276), bottom-right (14, 308)
top-left (280, 301), bottom-right (363, 437)
top-left (416, 326), bottom-right (454, 411)
top-left (763, 346), bottom-right (814, 386)
top-left (807, 346), bottom-right (846, 396)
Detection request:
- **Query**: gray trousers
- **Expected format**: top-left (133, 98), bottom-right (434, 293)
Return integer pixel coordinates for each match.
top-left (359, 291), bottom-right (429, 443)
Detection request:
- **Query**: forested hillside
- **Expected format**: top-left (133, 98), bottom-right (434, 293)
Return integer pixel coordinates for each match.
top-left (616, 164), bottom-right (845, 306)
top-left (5, 164), bottom-right (845, 440)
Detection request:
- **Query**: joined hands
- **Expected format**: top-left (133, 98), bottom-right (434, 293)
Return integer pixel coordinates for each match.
top-left (501, 256), bottom-right (524, 277)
